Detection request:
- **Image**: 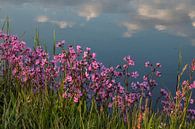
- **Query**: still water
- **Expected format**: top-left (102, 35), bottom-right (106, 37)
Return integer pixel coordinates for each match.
top-left (0, 0), bottom-right (195, 95)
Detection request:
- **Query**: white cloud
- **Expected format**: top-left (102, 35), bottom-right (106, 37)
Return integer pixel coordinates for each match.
top-left (51, 20), bottom-right (74, 29)
top-left (78, 3), bottom-right (102, 21)
top-left (155, 25), bottom-right (166, 31)
top-left (189, 11), bottom-right (195, 19)
top-left (121, 22), bottom-right (142, 37)
top-left (138, 5), bottom-right (172, 21)
top-left (120, 0), bottom-right (195, 44)
top-left (192, 22), bottom-right (195, 27)
top-left (35, 15), bottom-right (74, 29)
top-left (36, 15), bottom-right (49, 23)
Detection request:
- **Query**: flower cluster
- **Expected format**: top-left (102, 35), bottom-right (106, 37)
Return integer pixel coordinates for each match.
top-left (160, 80), bottom-right (195, 120)
top-left (1, 32), bottom-right (194, 118)
top-left (0, 32), bottom-right (162, 111)
top-left (0, 33), bottom-right (58, 89)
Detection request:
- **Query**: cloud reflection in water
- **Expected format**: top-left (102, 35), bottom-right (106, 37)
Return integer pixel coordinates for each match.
top-left (0, 0), bottom-right (195, 45)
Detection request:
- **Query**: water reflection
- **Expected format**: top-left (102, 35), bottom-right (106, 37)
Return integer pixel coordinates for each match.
top-left (0, 0), bottom-right (195, 44)
top-left (0, 0), bottom-right (195, 45)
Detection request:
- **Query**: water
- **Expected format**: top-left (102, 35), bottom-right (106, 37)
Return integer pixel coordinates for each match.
top-left (0, 0), bottom-right (195, 95)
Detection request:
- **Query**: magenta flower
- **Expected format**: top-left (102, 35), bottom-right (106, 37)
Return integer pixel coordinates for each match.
top-left (76, 45), bottom-right (82, 53)
top-left (145, 61), bottom-right (150, 67)
top-left (143, 75), bottom-right (148, 81)
top-left (131, 71), bottom-right (139, 78)
top-left (65, 75), bottom-right (73, 83)
top-left (56, 40), bottom-right (65, 48)
top-left (123, 56), bottom-right (135, 66)
top-left (73, 96), bottom-right (79, 103)
top-left (86, 47), bottom-right (91, 51)
top-left (182, 80), bottom-right (188, 86)
top-left (189, 81), bottom-right (195, 89)
top-left (156, 63), bottom-right (162, 68)
top-left (156, 71), bottom-right (161, 77)
top-left (92, 52), bottom-right (96, 58)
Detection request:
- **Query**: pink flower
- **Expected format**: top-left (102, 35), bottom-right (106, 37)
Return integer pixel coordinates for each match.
top-left (73, 96), bottom-right (79, 103)
top-left (92, 52), bottom-right (96, 58)
top-left (76, 45), bottom-right (82, 53)
top-left (145, 61), bottom-right (150, 67)
top-left (83, 51), bottom-right (88, 58)
top-left (182, 80), bottom-right (188, 86)
top-left (190, 99), bottom-right (194, 104)
top-left (123, 64), bottom-right (128, 69)
top-left (85, 71), bottom-right (90, 79)
top-left (86, 47), bottom-right (91, 51)
top-left (56, 40), bottom-right (65, 48)
top-left (66, 76), bottom-right (73, 83)
top-left (92, 61), bottom-right (99, 70)
top-left (191, 59), bottom-right (195, 71)
top-left (131, 71), bottom-right (139, 78)
top-left (156, 63), bottom-right (162, 68)
top-left (189, 81), bottom-right (195, 89)
top-left (143, 75), bottom-right (148, 81)
top-left (123, 56), bottom-right (135, 66)
top-left (156, 71), bottom-right (161, 77)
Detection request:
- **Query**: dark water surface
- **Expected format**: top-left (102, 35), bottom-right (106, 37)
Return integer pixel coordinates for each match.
top-left (0, 0), bottom-right (195, 94)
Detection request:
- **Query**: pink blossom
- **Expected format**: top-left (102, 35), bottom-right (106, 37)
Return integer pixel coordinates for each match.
top-left (156, 63), bottom-right (162, 68)
top-left (66, 76), bottom-right (73, 83)
top-left (92, 52), bottom-right (96, 58)
top-left (189, 81), bottom-right (195, 89)
top-left (145, 61), bottom-right (150, 67)
top-left (56, 40), bottom-right (65, 48)
top-left (131, 71), bottom-right (139, 78)
top-left (143, 75), bottom-right (148, 81)
top-left (156, 71), bottom-right (161, 77)
top-left (73, 96), bottom-right (79, 103)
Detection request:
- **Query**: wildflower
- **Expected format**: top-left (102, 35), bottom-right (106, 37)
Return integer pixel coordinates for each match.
top-left (143, 75), bottom-right (148, 81)
top-left (131, 82), bottom-right (138, 89)
top-left (83, 51), bottom-right (88, 58)
top-left (189, 81), bottom-right (195, 89)
top-left (191, 59), bottom-right (195, 71)
top-left (65, 75), bottom-right (73, 83)
top-left (68, 46), bottom-right (76, 55)
top-left (76, 45), bottom-right (82, 54)
top-left (131, 71), bottom-right (139, 78)
top-left (156, 71), bottom-right (161, 77)
top-left (160, 88), bottom-right (169, 97)
top-left (145, 61), bottom-right (150, 67)
top-left (156, 63), bottom-right (162, 68)
top-left (123, 56), bottom-right (135, 66)
top-left (73, 96), bottom-right (79, 103)
top-left (123, 64), bottom-right (128, 69)
top-left (92, 61), bottom-right (99, 70)
top-left (182, 80), bottom-right (188, 86)
top-left (187, 109), bottom-right (195, 120)
top-left (56, 40), bottom-right (65, 48)
top-left (86, 47), bottom-right (91, 51)
top-left (92, 52), bottom-right (96, 58)
top-left (190, 99), bottom-right (194, 104)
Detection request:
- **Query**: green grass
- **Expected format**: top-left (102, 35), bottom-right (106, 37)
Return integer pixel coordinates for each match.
top-left (0, 76), bottom-right (194, 129)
